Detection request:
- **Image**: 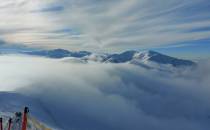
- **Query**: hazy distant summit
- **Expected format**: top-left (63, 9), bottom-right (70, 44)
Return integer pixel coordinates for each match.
top-left (24, 48), bottom-right (91, 58)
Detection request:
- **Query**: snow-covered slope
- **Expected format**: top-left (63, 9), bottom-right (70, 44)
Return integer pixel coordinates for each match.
top-left (133, 51), bottom-right (195, 67)
top-left (105, 50), bottom-right (195, 67)
top-left (0, 92), bottom-right (59, 130)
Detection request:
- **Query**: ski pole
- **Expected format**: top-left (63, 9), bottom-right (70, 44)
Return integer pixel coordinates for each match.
top-left (22, 107), bottom-right (29, 130)
top-left (8, 118), bottom-right (12, 130)
top-left (0, 118), bottom-right (2, 130)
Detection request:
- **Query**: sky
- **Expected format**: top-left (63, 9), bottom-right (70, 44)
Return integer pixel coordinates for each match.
top-left (0, 0), bottom-right (209, 59)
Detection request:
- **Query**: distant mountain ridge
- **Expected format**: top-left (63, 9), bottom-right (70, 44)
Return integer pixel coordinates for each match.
top-left (24, 49), bottom-right (91, 58)
top-left (21, 49), bottom-right (195, 67)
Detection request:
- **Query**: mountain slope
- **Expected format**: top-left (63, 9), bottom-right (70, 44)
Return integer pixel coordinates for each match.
top-left (105, 51), bottom-right (137, 63)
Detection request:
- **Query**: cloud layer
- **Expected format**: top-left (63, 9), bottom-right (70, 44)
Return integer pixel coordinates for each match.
top-left (0, 0), bottom-right (210, 52)
top-left (0, 55), bottom-right (209, 130)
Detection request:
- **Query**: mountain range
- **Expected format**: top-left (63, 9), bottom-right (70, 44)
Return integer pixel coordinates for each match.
top-left (21, 49), bottom-right (195, 68)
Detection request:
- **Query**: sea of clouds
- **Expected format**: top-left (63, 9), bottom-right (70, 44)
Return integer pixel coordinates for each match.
top-left (0, 55), bottom-right (209, 130)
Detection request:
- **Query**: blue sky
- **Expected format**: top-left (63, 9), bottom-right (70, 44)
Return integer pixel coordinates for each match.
top-left (0, 0), bottom-right (209, 59)
top-left (154, 39), bottom-right (210, 59)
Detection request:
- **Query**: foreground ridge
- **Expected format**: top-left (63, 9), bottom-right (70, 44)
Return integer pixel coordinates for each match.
top-left (1, 107), bottom-right (51, 130)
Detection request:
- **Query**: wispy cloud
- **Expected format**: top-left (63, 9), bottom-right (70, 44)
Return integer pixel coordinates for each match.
top-left (0, 0), bottom-right (210, 52)
top-left (31, 5), bottom-right (64, 13)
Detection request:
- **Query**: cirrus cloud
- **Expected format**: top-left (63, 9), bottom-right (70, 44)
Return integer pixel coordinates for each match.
top-left (0, 0), bottom-right (210, 52)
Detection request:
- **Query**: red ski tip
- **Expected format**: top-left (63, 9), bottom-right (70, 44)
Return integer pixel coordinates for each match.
top-left (22, 107), bottom-right (29, 130)
top-left (0, 117), bottom-right (2, 130)
top-left (24, 107), bottom-right (29, 114)
top-left (8, 118), bottom-right (12, 130)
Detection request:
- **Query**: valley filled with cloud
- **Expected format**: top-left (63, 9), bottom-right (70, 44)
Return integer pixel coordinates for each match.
top-left (0, 55), bottom-right (209, 130)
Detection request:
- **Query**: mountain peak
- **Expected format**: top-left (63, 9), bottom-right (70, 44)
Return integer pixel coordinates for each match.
top-left (106, 50), bottom-right (195, 67)
top-left (50, 48), bottom-right (70, 53)
top-left (135, 50), bottom-right (195, 67)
